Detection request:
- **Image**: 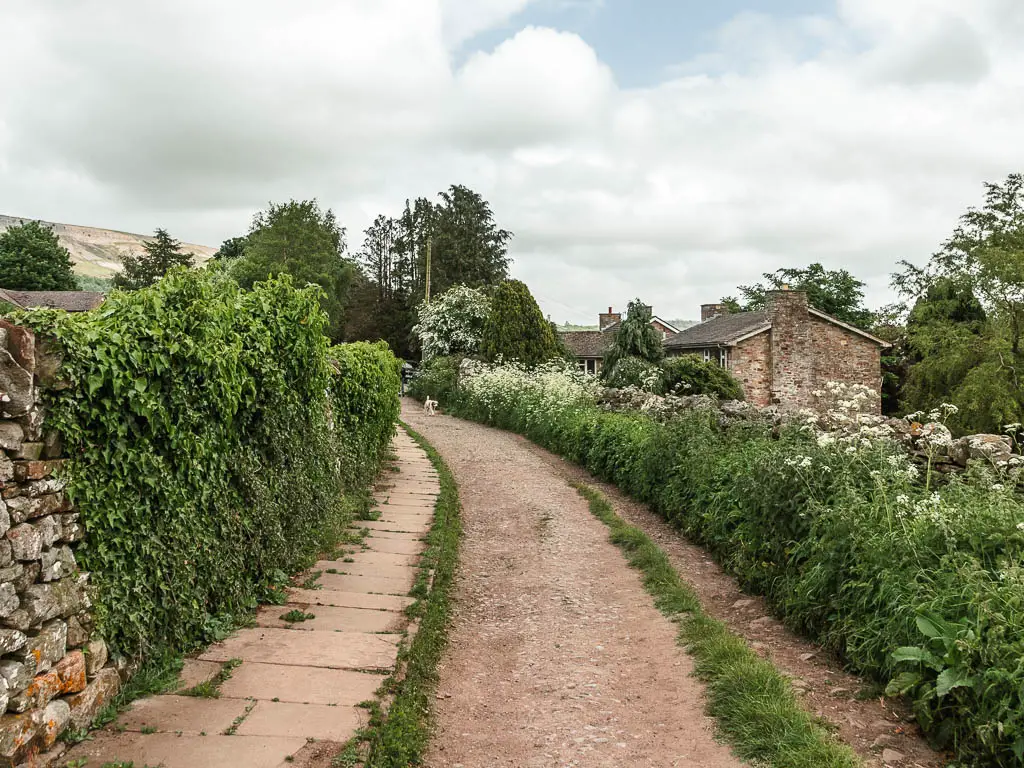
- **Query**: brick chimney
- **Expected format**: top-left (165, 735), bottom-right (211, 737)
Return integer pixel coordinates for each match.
top-left (766, 288), bottom-right (812, 407)
top-left (598, 307), bottom-right (621, 331)
top-left (701, 303), bottom-right (728, 322)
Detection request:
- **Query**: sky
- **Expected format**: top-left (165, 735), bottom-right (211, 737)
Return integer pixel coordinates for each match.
top-left (1, 1), bottom-right (1023, 324)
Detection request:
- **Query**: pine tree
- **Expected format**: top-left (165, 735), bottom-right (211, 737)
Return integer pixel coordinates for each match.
top-left (114, 228), bottom-right (195, 289)
top-left (0, 221), bottom-right (77, 291)
top-left (480, 280), bottom-right (561, 366)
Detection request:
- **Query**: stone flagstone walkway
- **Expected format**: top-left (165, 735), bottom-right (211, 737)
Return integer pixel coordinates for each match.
top-left (62, 429), bottom-right (438, 768)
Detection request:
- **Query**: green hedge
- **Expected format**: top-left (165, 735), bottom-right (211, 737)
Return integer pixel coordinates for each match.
top-left (453, 378), bottom-right (1024, 767)
top-left (25, 269), bottom-right (399, 660)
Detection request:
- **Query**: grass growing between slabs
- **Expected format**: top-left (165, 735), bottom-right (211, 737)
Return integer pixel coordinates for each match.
top-left (573, 481), bottom-right (861, 768)
top-left (338, 423), bottom-right (461, 768)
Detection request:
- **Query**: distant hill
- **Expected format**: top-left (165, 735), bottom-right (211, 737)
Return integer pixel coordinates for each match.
top-left (557, 319), bottom-right (699, 332)
top-left (0, 215), bottom-right (217, 278)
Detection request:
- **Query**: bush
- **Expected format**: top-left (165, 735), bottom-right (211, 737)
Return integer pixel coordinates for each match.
top-left (479, 280), bottom-right (561, 366)
top-left (452, 361), bottom-right (1024, 767)
top-left (603, 356), bottom-right (661, 392)
top-left (661, 356), bottom-right (744, 400)
top-left (407, 355), bottom-right (462, 405)
top-left (24, 269), bottom-right (399, 660)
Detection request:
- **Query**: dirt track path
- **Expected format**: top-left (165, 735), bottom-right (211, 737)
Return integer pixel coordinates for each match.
top-left (402, 402), bottom-right (741, 768)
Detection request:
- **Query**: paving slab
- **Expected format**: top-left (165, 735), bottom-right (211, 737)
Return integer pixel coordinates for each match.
top-left (218, 662), bottom-right (382, 705)
top-left (316, 572), bottom-right (415, 595)
top-left (118, 694), bottom-right (249, 734)
top-left (63, 731), bottom-right (306, 768)
top-left (200, 627), bottom-right (401, 669)
top-left (335, 550), bottom-right (419, 566)
top-left (256, 603), bottom-right (403, 632)
top-left (237, 700), bottom-right (365, 740)
top-left (358, 519), bottom-right (430, 534)
top-left (170, 658), bottom-right (223, 691)
top-left (288, 587), bottom-right (414, 611)
top-left (364, 536), bottom-right (427, 555)
top-left (375, 501), bottom-right (436, 513)
top-left (314, 560), bottom-right (418, 581)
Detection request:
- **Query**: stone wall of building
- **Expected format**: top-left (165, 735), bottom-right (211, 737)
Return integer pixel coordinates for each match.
top-left (0, 321), bottom-right (120, 768)
top-left (731, 332), bottom-right (772, 406)
top-left (765, 290), bottom-right (882, 413)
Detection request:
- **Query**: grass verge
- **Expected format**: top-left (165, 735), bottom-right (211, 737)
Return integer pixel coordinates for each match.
top-left (573, 481), bottom-right (861, 768)
top-left (338, 422), bottom-right (461, 767)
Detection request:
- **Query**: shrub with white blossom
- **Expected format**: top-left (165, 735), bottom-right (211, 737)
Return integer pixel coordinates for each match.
top-left (412, 285), bottom-right (491, 361)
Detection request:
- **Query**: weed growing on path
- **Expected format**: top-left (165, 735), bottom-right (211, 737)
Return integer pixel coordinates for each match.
top-left (574, 482), bottom-right (860, 768)
top-left (179, 658), bottom-right (243, 698)
top-left (281, 609), bottom-right (316, 623)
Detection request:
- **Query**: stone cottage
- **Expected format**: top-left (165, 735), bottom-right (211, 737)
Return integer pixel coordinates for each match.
top-left (663, 289), bottom-right (889, 411)
top-left (561, 307), bottom-right (679, 374)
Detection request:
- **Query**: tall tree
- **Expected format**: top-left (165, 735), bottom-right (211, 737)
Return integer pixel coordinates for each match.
top-left (430, 185), bottom-right (512, 292)
top-left (114, 228), bottom-right (195, 290)
top-left (601, 299), bottom-right (664, 381)
top-left (231, 200), bottom-right (354, 342)
top-left (480, 280), bottom-right (561, 367)
top-left (725, 263), bottom-right (874, 328)
top-left (413, 285), bottom-right (491, 361)
top-left (213, 235), bottom-right (248, 261)
top-left (0, 221), bottom-right (77, 291)
top-left (892, 173), bottom-right (1024, 433)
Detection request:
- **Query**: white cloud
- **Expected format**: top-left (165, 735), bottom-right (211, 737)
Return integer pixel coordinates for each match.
top-left (1, 0), bottom-right (1024, 323)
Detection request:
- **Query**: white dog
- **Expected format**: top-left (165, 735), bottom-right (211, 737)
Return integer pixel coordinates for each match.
top-left (423, 397), bottom-right (438, 416)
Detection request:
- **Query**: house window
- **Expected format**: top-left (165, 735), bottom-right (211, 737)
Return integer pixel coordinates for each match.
top-left (719, 348), bottom-right (729, 368)
top-left (578, 360), bottom-right (587, 373)
top-left (703, 349), bottom-right (711, 363)
top-left (587, 359), bottom-right (598, 375)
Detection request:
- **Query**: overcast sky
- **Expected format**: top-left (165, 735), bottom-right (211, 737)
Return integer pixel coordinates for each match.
top-left (2, 0), bottom-right (1023, 323)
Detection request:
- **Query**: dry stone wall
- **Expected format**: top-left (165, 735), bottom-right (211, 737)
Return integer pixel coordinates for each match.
top-left (0, 321), bottom-right (120, 768)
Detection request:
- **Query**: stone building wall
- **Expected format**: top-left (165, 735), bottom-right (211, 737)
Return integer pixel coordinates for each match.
top-left (0, 321), bottom-right (120, 768)
top-left (765, 290), bottom-right (883, 413)
top-left (731, 332), bottom-right (772, 406)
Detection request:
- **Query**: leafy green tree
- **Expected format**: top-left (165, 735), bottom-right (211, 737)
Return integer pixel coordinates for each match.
top-left (231, 200), bottom-right (355, 342)
top-left (430, 185), bottom-right (512, 292)
top-left (114, 228), bottom-right (195, 290)
top-left (0, 221), bottom-right (77, 291)
top-left (726, 263), bottom-right (874, 328)
top-left (601, 299), bottom-right (664, 383)
top-left (480, 280), bottom-right (561, 366)
top-left (214, 235), bottom-right (248, 261)
top-left (893, 174), bottom-right (1024, 433)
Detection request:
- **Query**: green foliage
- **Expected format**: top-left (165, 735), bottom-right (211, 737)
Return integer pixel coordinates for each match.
top-left (452, 370), bottom-right (1024, 766)
top-left (602, 356), bottom-right (661, 391)
top-left (661, 356), bottom-right (744, 400)
top-left (352, 186), bottom-right (511, 358)
top-left (479, 279), bottom-right (561, 366)
top-left (23, 270), bottom-right (398, 661)
top-left (895, 174), bottom-right (1024, 433)
top-left (602, 299), bottom-right (664, 376)
top-left (0, 220), bottom-right (77, 290)
top-left (213, 236), bottom-right (249, 261)
top-left (114, 228), bottom-right (195, 290)
top-left (406, 355), bottom-right (461, 405)
top-left (231, 200), bottom-right (355, 343)
top-left (728, 262), bottom-right (874, 329)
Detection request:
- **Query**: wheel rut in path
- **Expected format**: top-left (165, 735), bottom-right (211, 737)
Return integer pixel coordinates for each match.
top-left (402, 401), bottom-right (741, 768)
top-left (62, 429), bottom-right (437, 768)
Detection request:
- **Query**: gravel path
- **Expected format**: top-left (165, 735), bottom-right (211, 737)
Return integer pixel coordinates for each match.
top-left (402, 402), bottom-right (741, 768)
